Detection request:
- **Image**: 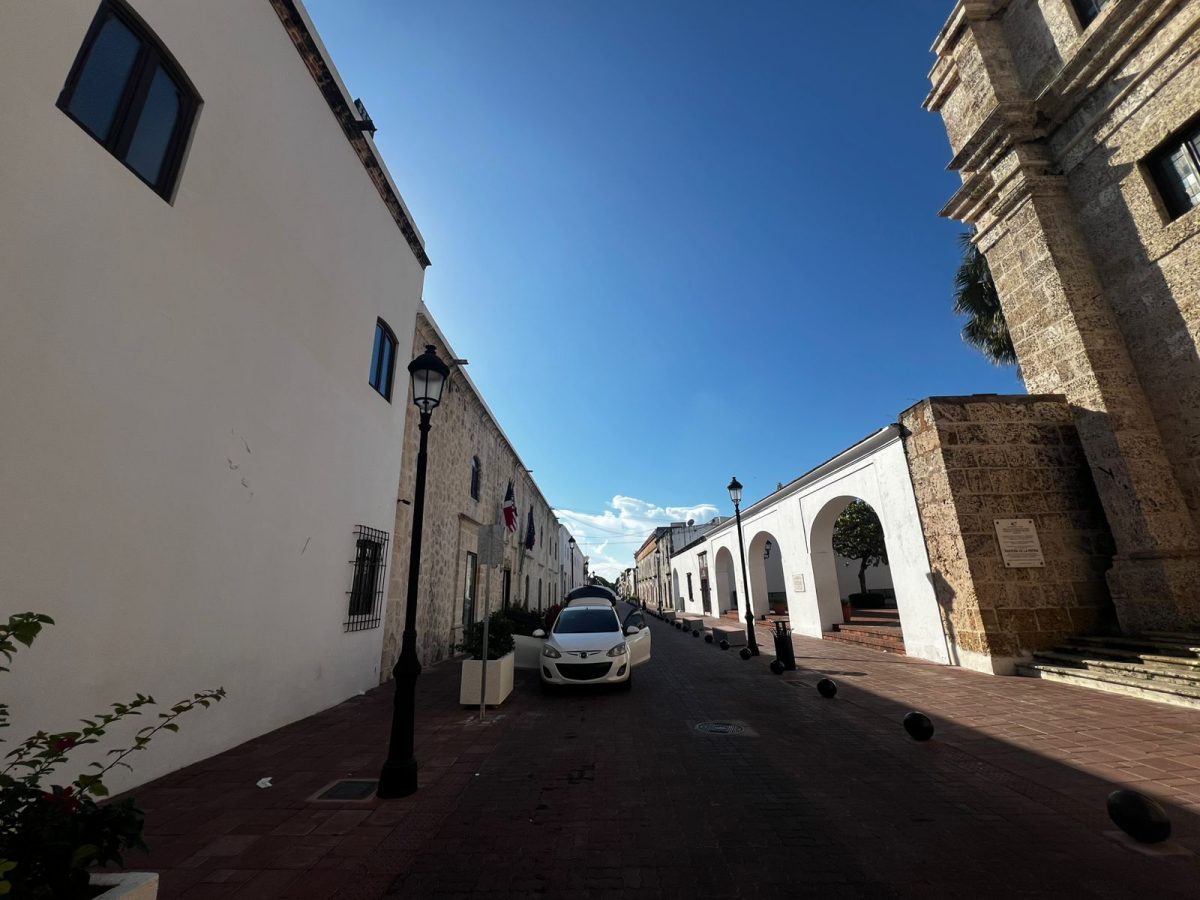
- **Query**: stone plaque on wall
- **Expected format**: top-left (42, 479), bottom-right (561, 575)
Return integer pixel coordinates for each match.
top-left (994, 518), bottom-right (1045, 568)
top-left (478, 524), bottom-right (505, 567)
top-left (792, 574), bottom-right (806, 592)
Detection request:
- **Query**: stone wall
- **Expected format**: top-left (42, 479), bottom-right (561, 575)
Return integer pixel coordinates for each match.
top-left (902, 395), bottom-right (1117, 674)
top-left (383, 309), bottom-right (563, 673)
top-left (925, 0), bottom-right (1200, 630)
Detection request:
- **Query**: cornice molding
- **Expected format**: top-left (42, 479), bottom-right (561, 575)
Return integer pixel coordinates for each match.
top-left (269, 0), bottom-right (431, 269)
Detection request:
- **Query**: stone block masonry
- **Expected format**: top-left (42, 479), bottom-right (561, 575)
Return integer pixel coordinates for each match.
top-left (902, 395), bottom-right (1117, 674)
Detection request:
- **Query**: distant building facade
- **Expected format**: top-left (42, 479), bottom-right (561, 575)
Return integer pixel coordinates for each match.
top-left (385, 309), bottom-right (566, 670)
top-left (925, 0), bottom-right (1200, 631)
top-left (635, 520), bottom-right (725, 610)
top-left (1, 0), bottom-right (427, 791)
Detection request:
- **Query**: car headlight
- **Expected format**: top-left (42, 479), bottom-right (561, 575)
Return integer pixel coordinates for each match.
top-left (542, 645), bottom-right (562, 659)
top-left (607, 642), bottom-right (628, 658)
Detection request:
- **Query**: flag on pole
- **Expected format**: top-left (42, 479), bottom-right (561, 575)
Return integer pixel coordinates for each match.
top-left (524, 507), bottom-right (536, 551)
top-left (502, 481), bottom-right (518, 532)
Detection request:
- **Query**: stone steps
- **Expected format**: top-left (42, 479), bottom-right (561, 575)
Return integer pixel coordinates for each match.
top-left (1016, 662), bottom-right (1200, 710)
top-left (823, 625), bottom-right (905, 655)
top-left (1018, 632), bottom-right (1200, 710)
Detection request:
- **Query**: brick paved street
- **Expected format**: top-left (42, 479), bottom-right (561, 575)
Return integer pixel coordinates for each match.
top-left (121, 604), bottom-right (1200, 898)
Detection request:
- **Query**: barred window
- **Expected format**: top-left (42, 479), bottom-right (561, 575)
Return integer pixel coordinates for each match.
top-left (345, 526), bottom-right (388, 631)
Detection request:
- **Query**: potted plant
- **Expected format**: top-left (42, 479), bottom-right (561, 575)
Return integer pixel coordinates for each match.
top-left (457, 610), bottom-right (516, 706)
top-left (840, 598), bottom-right (853, 623)
top-left (0, 613), bottom-right (225, 899)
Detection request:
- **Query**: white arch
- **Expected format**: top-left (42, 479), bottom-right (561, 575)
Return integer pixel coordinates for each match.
top-left (747, 529), bottom-right (786, 619)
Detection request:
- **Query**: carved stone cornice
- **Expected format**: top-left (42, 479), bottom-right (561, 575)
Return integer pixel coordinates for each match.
top-left (268, 0), bottom-right (431, 269)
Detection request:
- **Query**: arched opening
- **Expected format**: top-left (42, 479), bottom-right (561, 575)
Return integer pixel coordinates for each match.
top-left (537, 578), bottom-right (543, 610)
top-left (810, 496), bottom-right (902, 652)
top-left (747, 531), bottom-right (786, 619)
top-left (713, 547), bottom-right (737, 614)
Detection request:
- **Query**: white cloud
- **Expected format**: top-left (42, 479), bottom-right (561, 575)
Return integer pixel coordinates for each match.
top-left (553, 495), bottom-right (720, 580)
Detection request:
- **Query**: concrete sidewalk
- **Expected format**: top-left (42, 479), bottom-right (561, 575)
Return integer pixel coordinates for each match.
top-left (116, 607), bottom-right (1200, 897)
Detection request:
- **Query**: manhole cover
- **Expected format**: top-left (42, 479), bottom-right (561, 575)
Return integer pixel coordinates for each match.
top-left (315, 779), bottom-right (378, 800)
top-left (695, 721), bottom-right (744, 735)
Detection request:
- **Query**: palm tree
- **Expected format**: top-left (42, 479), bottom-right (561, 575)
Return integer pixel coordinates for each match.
top-left (954, 230), bottom-right (1017, 367)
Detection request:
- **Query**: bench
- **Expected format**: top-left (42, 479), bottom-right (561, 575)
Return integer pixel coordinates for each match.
top-left (711, 625), bottom-right (746, 646)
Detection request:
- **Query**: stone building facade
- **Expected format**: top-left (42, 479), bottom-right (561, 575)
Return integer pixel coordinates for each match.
top-left (925, 0), bottom-right (1200, 630)
top-left (901, 395), bottom-right (1117, 672)
top-left (383, 308), bottom-right (572, 672)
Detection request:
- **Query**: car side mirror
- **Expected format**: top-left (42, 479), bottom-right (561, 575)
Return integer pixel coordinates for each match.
top-left (532, 629), bottom-right (546, 638)
top-left (625, 625), bottom-right (640, 635)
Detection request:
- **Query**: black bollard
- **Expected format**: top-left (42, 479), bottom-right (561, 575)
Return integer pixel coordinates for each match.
top-left (704, 633), bottom-right (714, 644)
top-left (769, 659), bottom-right (785, 675)
top-left (692, 630), bottom-right (700, 638)
top-left (903, 711), bottom-right (934, 742)
top-left (719, 640), bottom-right (730, 650)
top-left (739, 647), bottom-right (752, 660)
top-left (1107, 790), bottom-right (1171, 844)
top-left (816, 678), bottom-right (837, 698)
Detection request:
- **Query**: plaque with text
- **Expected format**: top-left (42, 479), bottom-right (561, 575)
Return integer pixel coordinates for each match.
top-left (477, 524), bottom-right (506, 567)
top-left (792, 573), bottom-right (806, 592)
top-left (994, 518), bottom-right (1045, 568)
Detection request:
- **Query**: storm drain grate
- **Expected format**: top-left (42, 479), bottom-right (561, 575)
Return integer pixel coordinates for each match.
top-left (695, 721), bottom-right (745, 735)
top-left (314, 779), bottom-right (378, 801)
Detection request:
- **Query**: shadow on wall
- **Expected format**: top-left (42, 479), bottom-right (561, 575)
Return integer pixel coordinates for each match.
top-left (928, 570), bottom-right (959, 667)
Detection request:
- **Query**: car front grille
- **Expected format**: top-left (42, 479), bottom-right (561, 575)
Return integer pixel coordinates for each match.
top-left (558, 662), bottom-right (612, 681)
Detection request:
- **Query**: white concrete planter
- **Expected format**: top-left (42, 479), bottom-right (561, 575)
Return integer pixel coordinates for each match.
top-left (459, 652), bottom-right (515, 706)
top-left (91, 872), bottom-right (159, 899)
top-left (513, 634), bottom-right (545, 670)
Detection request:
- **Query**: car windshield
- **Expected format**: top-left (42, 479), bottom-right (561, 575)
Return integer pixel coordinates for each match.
top-left (554, 608), bottom-right (619, 634)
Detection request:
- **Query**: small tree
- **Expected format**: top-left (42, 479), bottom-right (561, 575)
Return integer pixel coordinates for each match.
top-left (831, 500), bottom-right (888, 596)
top-left (953, 230), bottom-right (1018, 369)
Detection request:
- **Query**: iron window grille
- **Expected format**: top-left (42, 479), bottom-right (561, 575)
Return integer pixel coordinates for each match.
top-left (345, 525), bottom-right (389, 631)
top-left (57, 0), bottom-right (201, 201)
top-left (1148, 116), bottom-right (1200, 222)
top-left (369, 319), bottom-right (397, 401)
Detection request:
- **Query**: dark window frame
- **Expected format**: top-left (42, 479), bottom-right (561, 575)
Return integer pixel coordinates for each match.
top-left (463, 551), bottom-right (478, 628)
top-left (345, 525), bottom-right (388, 632)
top-left (369, 319), bottom-right (398, 401)
top-left (469, 455), bottom-right (481, 500)
top-left (57, 0), bottom-right (200, 202)
top-left (1147, 115), bottom-right (1200, 222)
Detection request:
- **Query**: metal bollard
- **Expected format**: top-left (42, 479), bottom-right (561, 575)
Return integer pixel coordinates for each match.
top-left (772, 620), bottom-right (796, 671)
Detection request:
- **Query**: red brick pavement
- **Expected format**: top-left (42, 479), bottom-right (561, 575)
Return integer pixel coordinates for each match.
top-left (117, 605), bottom-right (1200, 897)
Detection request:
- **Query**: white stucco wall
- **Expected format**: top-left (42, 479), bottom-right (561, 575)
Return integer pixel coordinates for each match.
top-left (671, 428), bottom-right (951, 666)
top-left (0, 1), bottom-right (426, 791)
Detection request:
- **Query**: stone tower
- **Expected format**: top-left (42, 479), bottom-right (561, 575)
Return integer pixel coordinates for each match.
top-left (925, 0), bottom-right (1200, 631)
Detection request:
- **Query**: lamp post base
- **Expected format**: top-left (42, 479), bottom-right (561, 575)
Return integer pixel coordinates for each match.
top-left (377, 758), bottom-right (418, 799)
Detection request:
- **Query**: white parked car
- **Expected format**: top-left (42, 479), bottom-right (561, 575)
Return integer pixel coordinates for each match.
top-left (534, 600), bottom-right (651, 690)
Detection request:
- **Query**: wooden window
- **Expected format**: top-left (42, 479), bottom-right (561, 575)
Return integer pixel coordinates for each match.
top-left (58, 0), bottom-right (200, 200)
top-left (1148, 117), bottom-right (1200, 221)
top-left (369, 319), bottom-right (397, 400)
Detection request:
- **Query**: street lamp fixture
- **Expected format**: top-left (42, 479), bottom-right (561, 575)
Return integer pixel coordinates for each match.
top-left (727, 476), bottom-right (759, 656)
top-left (378, 345), bottom-right (450, 799)
top-left (764, 539), bottom-right (772, 560)
top-left (568, 536), bottom-right (576, 589)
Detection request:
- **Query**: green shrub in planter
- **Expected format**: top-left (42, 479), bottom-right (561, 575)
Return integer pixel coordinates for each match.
top-left (503, 607), bottom-right (545, 638)
top-left (457, 611), bottom-right (515, 660)
top-left (0, 612), bottom-right (224, 899)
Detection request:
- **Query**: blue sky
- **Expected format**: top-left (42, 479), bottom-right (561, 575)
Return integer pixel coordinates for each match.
top-left (304, 0), bottom-right (1022, 577)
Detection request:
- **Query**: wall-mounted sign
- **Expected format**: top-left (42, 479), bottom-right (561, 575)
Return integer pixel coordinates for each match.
top-left (792, 573), bottom-right (806, 592)
top-left (478, 524), bottom-right (506, 567)
top-left (994, 518), bottom-right (1044, 568)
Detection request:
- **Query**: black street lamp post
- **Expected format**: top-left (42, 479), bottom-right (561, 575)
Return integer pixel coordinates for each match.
top-left (378, 345), bottom-right (450, 799)
top-left (728, 476), bottom-right (759, 656)
top-left (568, 536), bottom-right (575, 589)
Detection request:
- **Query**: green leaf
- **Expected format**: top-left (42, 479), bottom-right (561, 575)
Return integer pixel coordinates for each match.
top-left (71, 844), bottom-right (99, 866)
top-left (162, 723), bottom-right (180, 732)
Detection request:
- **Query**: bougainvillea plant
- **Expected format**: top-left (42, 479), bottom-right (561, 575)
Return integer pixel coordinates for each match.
top-left (0, 612), bottom-right (225, 898)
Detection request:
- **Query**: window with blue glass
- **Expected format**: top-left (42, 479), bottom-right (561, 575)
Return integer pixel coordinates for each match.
top-left (1071, 0), bottom-right (1110, 28)
top-left (369, 319), bottom-right (397, 401)
top-left (57, 0), bottom-right (199, 200)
